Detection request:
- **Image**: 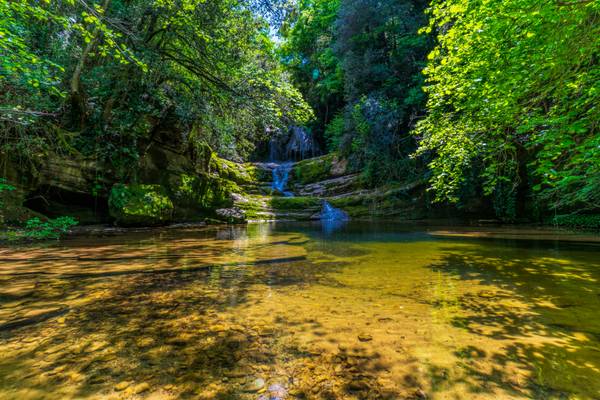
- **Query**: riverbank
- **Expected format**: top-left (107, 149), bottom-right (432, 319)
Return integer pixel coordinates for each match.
top-left (2, 149), bottom-right (599, 243)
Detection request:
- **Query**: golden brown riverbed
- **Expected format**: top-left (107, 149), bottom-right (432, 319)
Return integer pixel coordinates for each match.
top-left (0, 222), bottom-right (599, 399)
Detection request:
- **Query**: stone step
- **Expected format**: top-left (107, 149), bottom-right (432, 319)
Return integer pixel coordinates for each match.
top-left (294, 174), bottom-right (360, 197)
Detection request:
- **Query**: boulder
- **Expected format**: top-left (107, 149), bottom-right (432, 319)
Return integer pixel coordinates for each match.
top-left (108, 184), bottom-right (173, 226)
top-left (215, 207), bottom-right (247, 224)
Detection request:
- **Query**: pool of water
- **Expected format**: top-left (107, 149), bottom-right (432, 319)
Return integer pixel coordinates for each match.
top-left (1, 222), bottom-right (599, 399)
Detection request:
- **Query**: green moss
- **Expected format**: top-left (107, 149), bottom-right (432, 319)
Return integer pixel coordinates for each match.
top-left (270, 196), bottom-right (321, 210)
top-left (327, 183), bottom-right (424, 219)
top-left (109, 184), bottom-right (174, 226)
top-left (292, 154), bottom-right (334, 185)
top-left (209, 154), bottom-right (258, 186)
top-left (254, 166), bottom-right (272, 183)
top-left (233, 195), bottom-right (269, 219)
top-left (169, 173), bottom-right (238, 210)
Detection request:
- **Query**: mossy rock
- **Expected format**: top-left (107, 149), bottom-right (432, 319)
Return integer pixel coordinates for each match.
top-left (327, 182), bottom-right (426, 219)
top-left (209, 155), bottom-right (258, 186)
top-left (168, 173), bottom-right (240, 207)
top-left (292, 154), bottom-right (335, 185)
top-left (270, 196), bottom-right (321, 211)
top-left (109, 184), bottom-right (173, 226)
top-left (215, 207), bottom-right (247, 224)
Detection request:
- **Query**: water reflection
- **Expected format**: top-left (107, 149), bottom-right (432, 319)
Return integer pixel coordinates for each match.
top-left (0, 223), bottom-right (598, 399)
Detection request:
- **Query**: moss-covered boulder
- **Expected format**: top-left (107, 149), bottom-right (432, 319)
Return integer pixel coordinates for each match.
top-left (167, 172), bottom-right (239, 217)
top-left (292, 155), bottom-right (334, 185)
top-left (291, 153), bottom-right (350, 186)
top-left (108, 184), bottom-right (173, 226)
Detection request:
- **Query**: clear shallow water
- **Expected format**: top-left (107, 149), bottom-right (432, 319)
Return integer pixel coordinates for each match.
top-left (0, 222), bottom-right (599, 400)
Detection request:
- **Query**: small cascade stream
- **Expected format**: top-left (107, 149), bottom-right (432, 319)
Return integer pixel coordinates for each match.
top-left (319, 200), bottom-right (350, 234)
top-left (267, 126), bottom-right (350, 225)
top-left (271, 162), bottom-right (294, 197)
top-left (320, 200), bottom-right (349, 221)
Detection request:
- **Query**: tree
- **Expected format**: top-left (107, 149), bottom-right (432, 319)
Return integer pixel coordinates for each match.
top-left (415, 0), bottom-right (599, 219)
top-left (333, 0), bottom-right (430, 184)
top-left (0, 0), bottom-right (312, 175)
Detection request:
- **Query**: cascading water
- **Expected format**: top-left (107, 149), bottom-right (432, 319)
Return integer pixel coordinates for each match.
top-left (320, 200), bottom-right (349, 234)
top-left (267, 125), bottom-right (320, 198)
top-left (266, 126), bottom-right (350, 224)
top-left (271, 162), bottom-right (294, 197)
top-left (320, 200), bottom-right (349, 221)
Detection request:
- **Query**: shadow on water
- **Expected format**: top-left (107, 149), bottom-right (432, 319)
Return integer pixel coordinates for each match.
top-left (2, 224), bottom-right (600, 399)
top-left (424, 242), bottom-right (600, 399)
top-left (0, 233), bottom-right (382, 399)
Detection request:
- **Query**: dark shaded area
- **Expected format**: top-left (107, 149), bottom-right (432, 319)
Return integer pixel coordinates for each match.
top-left (0, 307), bottom-right (70, 332)
top-left (24, 185), bottom-right (110, 224)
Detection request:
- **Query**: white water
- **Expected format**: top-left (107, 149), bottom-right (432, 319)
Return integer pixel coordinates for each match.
top-left (320, 201), bottom-right (349, 221)
top-left (271, 162), bottom-right (294, 197)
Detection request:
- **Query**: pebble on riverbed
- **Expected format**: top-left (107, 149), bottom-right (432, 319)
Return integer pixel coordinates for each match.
top-left (358, 333), bottom-right (373, 342)
top-left (242, 377), bottom-right (265, 392)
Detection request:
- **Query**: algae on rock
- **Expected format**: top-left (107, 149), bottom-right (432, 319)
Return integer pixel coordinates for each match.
top-left (292, 154), bottom-right (335, 185)
top-left (108, 184), bottom-right (174, 226)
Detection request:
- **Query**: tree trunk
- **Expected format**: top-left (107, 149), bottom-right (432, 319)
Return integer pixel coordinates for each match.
top-left (69, 0), bottom-right (111, 128)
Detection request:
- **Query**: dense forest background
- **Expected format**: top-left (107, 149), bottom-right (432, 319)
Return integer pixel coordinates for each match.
top-left (1, 0), bottom-right (599, 228)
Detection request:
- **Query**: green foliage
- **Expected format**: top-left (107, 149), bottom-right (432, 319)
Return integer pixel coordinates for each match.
top-left (0, 178), bottom-right (16, 223)
top-left (280, 0), bottom-right (343, 136)
top-left (108, 184), bottom-right (174, 226)
top-left (0, 0), bottom-right (144, 119)
top-left (334, 0), bottom-right (429, 186)
top-left (282, 0), bottom-right (430, 186)
top-left (0, 178), bottom-right (15, 200)
top-left (548, 214), bottom-right (600, 230)
top-left (415, 0), bottom-right (600, 218)
top-left (1, 0), bottom-right (312, 176)
top-left (22, 216), bottom-right (78, 240)
top-left (324, 113), bottom-right (344, 152)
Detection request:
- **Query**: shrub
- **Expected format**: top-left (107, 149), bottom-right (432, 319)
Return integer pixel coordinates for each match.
top-left (22, 216), bottom-right (78, 240)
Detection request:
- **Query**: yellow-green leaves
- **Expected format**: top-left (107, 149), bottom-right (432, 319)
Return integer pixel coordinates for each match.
top-left (415, 0), bottom-right (600, 215)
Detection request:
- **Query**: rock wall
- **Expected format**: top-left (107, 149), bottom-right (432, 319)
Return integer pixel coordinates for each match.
top-left (1, 144), bottom-right (449, 227)
top-left (0, 141), bottom-right (257, 227)
top-left (233, 154), bottom-right (440, 222)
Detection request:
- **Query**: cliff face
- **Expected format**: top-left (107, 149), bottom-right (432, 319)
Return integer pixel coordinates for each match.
top-left (0, 140), bottom-right (257, 226)
top-left (1, 144), bottom-right (438, 227)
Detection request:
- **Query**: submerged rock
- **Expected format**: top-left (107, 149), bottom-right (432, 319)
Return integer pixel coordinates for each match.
top-left (357, 333), bottom-right (373, 342)
top-left (242, 377), bottom-right (265, 392)
top-left (114, 381), bottom-right (130, 391)
top-left (131, 382), bottom-right (150, 394)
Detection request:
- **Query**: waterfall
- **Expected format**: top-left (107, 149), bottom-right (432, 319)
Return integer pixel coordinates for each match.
top-left (320, 200), bottom-right (349, 234)
top-left (320, 201), bottom-right (349, 221)
top-left (271, 162), bottom-right (294, 197)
